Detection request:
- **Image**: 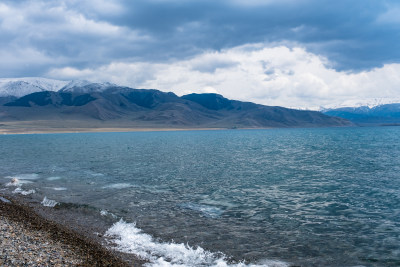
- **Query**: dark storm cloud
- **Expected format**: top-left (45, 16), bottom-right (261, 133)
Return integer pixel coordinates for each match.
top-left (105, 0), bottom-right (398, 70)
top-left (1, 0), bottom-right (400, 77)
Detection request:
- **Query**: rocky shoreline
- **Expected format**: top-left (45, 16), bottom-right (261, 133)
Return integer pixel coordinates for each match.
top-left (0, 194), bottom-right (145, 266)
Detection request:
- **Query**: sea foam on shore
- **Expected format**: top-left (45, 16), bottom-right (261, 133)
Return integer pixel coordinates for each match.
top-left (105, 220), bottom-right (289, 267)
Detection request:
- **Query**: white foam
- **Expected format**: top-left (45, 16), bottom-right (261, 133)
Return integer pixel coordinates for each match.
top-left (13, 187), bottom-right (35, 195)
top-left (46, 176), bottom-right (62, 181)
top-left (105, 220), bottom-right (289, 267)
top-left (52, 187), bottom-right (67, 191)
top-left (85, 170), bottom-right (105, 177)
top-left (100, 210), bottom-right (108, 216)
top-left (5, 177), bottom-right (33, 187)
top-left (102, 183), bottom-right (133, 189)
top-left (100, 209), bottom-right (118, 219)
top-left (255, 260), bottom-right (291, 267)
top-left (6, 180), bottom-right (33, 187)
top-left (180, 203), bottom-right (223, 218)
top-left (6, 174), bottom-right (39, 180)
top-left (5, 179), bottom-right (20, 187)
top-left (41, 196), bottom-right (58, 207)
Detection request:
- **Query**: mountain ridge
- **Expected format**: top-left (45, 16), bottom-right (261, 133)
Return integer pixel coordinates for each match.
top-left (0, 82), bottom-right (351, 129)
top-left (323, 104), bottom-right (400, 125)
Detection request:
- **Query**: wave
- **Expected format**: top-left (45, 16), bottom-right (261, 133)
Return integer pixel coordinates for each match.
top-left (102, 183), bottom-right (133, 189)
top-left (105, 220), bottom-right (289, 267)
top-left (6, 173), bottom-right (39, 180)
top-left (41, 196), bottom-right (59, 207)
top-left (5, 178), bottom-right (33, 187)
top-left (180, 203), bottom-right (223, 218)
top-left (100, 209), bottom-right (118, 219)
top-left (13, 187), bottom-right (35, 195)
top-left (46, 176), bottom-right (62, 181)
top-left (85, 170), bottom-right (105, 177)
top-left (4, 174), bottom-right (39, 187)
top-left (52, 187), bottom-right (67, 191)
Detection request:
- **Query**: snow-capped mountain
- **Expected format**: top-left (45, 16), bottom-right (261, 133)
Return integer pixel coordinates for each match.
top-left (60, 80), bottom-right (116, 94)
top-left (0, 77), bottom-right (70, 98)
top-left (322, 102), bottom-right (400, 125)
top-left (320, 97), bottom-right (400, 111)
top-left (0, 78), bottom-right (117, 98)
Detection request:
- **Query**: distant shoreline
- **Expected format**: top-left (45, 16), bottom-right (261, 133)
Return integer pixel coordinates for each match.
top-left (0, 128), bottom-right (218, 135)
top-left (0, 120), bottom-right (355, 135)
top-left (0, 124), bottom-right (227, 135)
top-left (0, 127), bottom-right (229, 135)
top-left (0, 121), bottom-right (274, 135)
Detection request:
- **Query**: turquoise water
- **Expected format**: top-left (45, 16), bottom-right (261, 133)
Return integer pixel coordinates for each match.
top-left (1, 127), bottom-right (400, 266)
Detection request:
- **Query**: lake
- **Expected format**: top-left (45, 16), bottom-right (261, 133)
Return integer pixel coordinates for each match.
top-left (1, 127), bottom-right (400, 266)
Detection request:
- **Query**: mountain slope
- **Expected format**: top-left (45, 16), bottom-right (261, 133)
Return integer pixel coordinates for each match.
top-left (0, 84), bottom-right (351, 128)
top-left (183, 93), bottom-right (349, 127)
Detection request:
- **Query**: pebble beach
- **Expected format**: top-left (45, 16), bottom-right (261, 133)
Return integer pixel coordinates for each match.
top-left (0, 194), bottom-right (143, 267)
top-left (1, 216), bottom-right (83, 266)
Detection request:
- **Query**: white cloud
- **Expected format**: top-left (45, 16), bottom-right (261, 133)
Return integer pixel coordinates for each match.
top-left (376, 6), bottom-right (400, 24)
top-left (47, 43), bottom-right (400, 109)
top-left (69, 0), bottom-right (124, 16)
top-left (201, 86), bottom-right (219, 94)
top-left (0, 1), bottom-right (146, 44)
top-left (47, 66), bottom-right (94, 79)
top-left (0, 47), bottom-right (59, 73)
top-left (0, 0), bottom-right (151, 77)
top-left (65, 13), bottom-right (121, 36)
top-left (230, 0), bottom-right (303, 7)
top-left (0, 3), bottom-right (25, 31)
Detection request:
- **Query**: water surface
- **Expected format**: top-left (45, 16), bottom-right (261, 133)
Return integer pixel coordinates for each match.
top-left (1, 127), bottom-right (400, 266)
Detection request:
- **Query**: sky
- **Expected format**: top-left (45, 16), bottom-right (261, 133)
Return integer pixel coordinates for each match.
top-left (1, 0), bottom-right (400, 109)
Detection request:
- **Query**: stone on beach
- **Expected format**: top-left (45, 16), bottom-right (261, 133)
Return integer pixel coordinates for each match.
top-left (0, 216), bottom-right (83, 266)
top-left (0, 195), bottom-right (140, 266)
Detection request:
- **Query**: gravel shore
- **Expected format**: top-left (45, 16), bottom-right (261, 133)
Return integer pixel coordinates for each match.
top-left (1, 216), bottom-right (84, 266)
top-left (0, 195), bottom-right (144, 266)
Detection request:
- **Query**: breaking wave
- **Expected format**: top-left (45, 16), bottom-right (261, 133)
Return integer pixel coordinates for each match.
top-left (41, 196), bottom-right (59, 207)
top-left (5, 175), bottom-right (35, 187)
top-left (13, 187), bottom-right (35, 195)
top-left (6, 174), bottom-right (39, 180)
top-left (100, 209), bottom-right (118, 219)
top-left (105, 220), bottom-right (289, 267)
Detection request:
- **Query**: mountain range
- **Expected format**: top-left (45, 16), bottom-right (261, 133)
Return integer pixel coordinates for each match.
top-left (0, 78), bottom-right (351, 130)
top-left (323, 104), bottom-right (400, 125)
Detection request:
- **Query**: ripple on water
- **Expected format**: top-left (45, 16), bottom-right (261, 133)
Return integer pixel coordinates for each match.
top-left (102, 183), bottom-right (134, 189)
top-left (179, 203), bottom-right (224, 218)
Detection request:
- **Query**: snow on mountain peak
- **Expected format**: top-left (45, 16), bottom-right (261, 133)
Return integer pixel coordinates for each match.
top-left (60, 80), bottom-right (116, 93)
top-left (0, 78), bottom-right (117, 98)
top-left (319, 97), bottom-right (400, 111)
top-left (0, 77), bottom-right (70, 98)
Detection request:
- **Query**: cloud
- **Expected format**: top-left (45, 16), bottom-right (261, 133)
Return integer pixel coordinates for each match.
top-left (2, 0), bottom-right (399, 78)
top-left (376, 6), bottom-right (400, 24)
top-left (1, 0), bottom-right (400, 108)
top-left (0, 0), bottom-right (150, 76)
top-left (47, 43), bottom-right (400, 109)
top-left (189, 53), bottom-right (239, 73)
top-left (105, 0), bottom-right (399, 70)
